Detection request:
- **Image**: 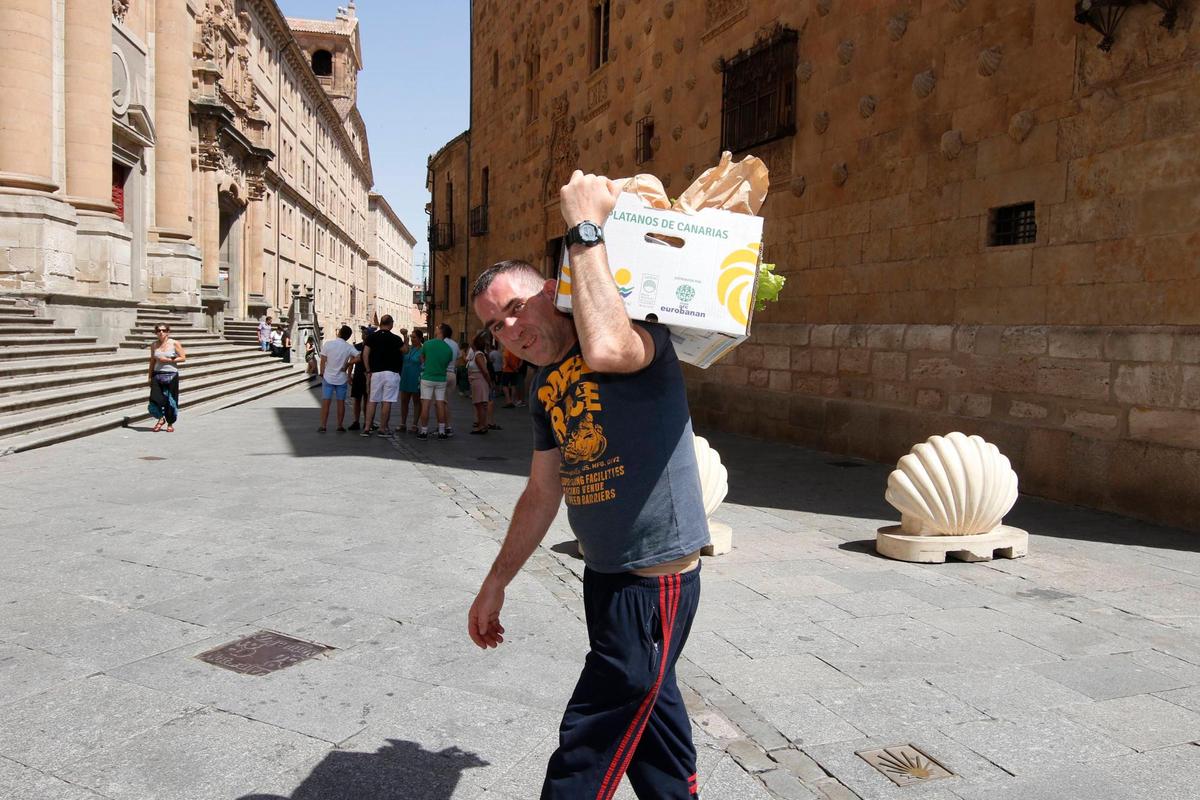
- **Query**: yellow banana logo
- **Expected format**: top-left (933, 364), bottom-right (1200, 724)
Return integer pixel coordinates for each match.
top-left (558, 262), bottom-right (572, 296)
top-left (717, 242), bottom-right (760, 326)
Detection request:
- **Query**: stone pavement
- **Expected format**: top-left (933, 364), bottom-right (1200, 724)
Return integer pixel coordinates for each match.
top-left (1, 385), bottom-right (1199, 800)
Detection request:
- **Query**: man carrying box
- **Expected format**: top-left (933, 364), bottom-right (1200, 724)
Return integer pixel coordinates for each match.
top-left (468, 170), bottom-right (710, 800)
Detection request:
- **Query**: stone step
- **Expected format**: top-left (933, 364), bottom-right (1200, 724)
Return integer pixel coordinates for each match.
top-left (0, 341), bottom-right (247, 368)
top-left (0, 307), bottom-right (38, 318)
top-left (118, 337), bottom-right (227, 351)
top-left (0, 332), bottom-right (94, 346)
top-left (0, 343), bottom-right (114, 360)
top-left (0, 369), bottom-right (317, 456)
top-left (0, 349), bottom-right (281, 397)
top-left (0, 324), bottom-right (79, 336)
top-left (120, 331), bottom-right (221, 344)
top-left (0, 358), bottom-right (308, 440)
top-left (0, 351), bottom-right (293, 414)
top-left (0, 315), bottom-right (55, 326)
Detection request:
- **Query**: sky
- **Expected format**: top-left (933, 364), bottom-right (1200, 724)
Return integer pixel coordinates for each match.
top-left (277, 0), bottom-right (470, 283)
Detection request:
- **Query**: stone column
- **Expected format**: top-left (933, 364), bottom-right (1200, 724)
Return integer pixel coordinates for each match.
top-left (64, 0), bottom-right (115, 213)
top-left (0, 0), bottom-right (56, 191)
top-left (152, 0), bottom-right (193, 239)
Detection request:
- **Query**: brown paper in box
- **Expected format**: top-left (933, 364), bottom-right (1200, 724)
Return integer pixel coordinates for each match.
top-left (615, 151), bottom-right (770, 215)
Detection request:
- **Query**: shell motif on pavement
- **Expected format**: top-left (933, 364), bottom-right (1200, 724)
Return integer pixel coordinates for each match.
top-left (693, 435), bottom-right (729, 519)
top-left (885, 432), bottom-right (1019, 536)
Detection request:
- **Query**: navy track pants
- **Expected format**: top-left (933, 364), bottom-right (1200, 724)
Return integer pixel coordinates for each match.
top-left (542, 564), bottom-right (702, 800)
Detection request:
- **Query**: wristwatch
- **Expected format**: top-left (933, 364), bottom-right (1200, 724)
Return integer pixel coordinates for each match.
top-left (565, 220), bottom-right (604, 248)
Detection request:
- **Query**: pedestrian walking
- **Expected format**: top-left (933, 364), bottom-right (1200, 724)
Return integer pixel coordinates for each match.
top-left (257, 315), bottom-right (273, 351)
top-left (317, 325), bottom-right (358, 433)
top-left (466, 332), bottom-right (495, 435)
top-left (399, 329), bottom-right (425, 433)
top-left (347, 326), bottom-right (368, 431)
top-left (441, 323), bottom-right (460, 433)
top-left (486, 337), bottom-right (503, 432)
top-left (500, 346), bottom-right (521, 407)
top-left (468, 172), bottom-right (710, 800)
top-left (416, 326), bottom-right (453, 440)
top-left (360, 315), bottom-right (404, 437)
top-left (147, 323), bottom-right (187, 433)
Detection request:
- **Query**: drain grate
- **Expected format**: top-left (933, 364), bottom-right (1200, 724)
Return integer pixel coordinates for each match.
top-left (857, 744), bottom-right (953, 787)
top-left (196, 631), bottom-right (331, 676)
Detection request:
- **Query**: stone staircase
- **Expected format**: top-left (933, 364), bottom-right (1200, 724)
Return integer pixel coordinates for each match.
top-left (223, 318), bottom-right (263, 347)
top-left (0, 300), bottom-right (317, 455)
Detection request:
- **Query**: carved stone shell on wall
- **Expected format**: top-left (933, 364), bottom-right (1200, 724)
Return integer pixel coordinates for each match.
top-left (653, 51), bottom-right (663, 68)
top-left (624, 111), bottom-right (633, 125)
top-left (712, 56), bottom-right (726, 74)
top-left (663, 86), bottom-right (673, 103)
top-left (813, 110), bottom-right (830, 134)
top-left (859, 95), bottom-right (876, 118)
top-left (651, 135), bottom-right (661, 152)
top-left (885, 432), bottom-right (1019, 536)
top-left (608, 47), bottom-right (618, 63)
top-left (601, 160), bottom-right (610, 173)
top-left (940, 129), bottom-right (964, 160)
top-left (685, 76), bottom-right (696, 90)
top-left (698, 111), bottom-right (709, 129)
top-left (683, 163), bottom-right (695, 181)
top-left (949, 0), bottom-right (968, 11)
top-left (790, 175), bottom-right (806, 197)
top-left (887, 15), bottom-right (908, 42)
top-left (978, 46), bottom-right (1003, 77)
top-left (796, 61), bottom-right (814, 84)
top-left (582, 137), bottom-right (590, 151)
top-left (1009, 110), bottom-right (1035, 143)
top-left (572, 13), bottom-right (580, 29)
top-left (693, 436), bottom-right (729, 518)
top-left (634, 67), bottom-right (643, 83)
top-left (837, 40), bottom-right (855, 65)
top-left (625, 34), bottom-right (633, 51)
top-left (913, 69), bottom-right (936, 98)
top-left (644, 17), bottom-right (653, 34)
top-left (817, 0), bottom-right (833, 17)
top-left (566, 51), bottom-right (574, 66)
top-left (615, 152), bottom-right (626, 167)
top-left (672, 124), bottom-right (683, 141)
top-left (643, 101), bottom-right (652, 116)
top-left (674, 37), bottom-right (684, 54)
top-left (609, 121), bottom-right (617, 135)
top-left (616, 76), bottom-right (625, 92)
top-left (664, 0), bottom-right (675, 19)
top-left (616, 2), bottom-right (625, 19)
top-left (594, 129), bottom-right (603, 143)
top-left (832, 162), bottom-right (848, 186)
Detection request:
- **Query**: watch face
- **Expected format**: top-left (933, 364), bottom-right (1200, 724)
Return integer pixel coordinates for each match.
top-left (578, 222), bottom-right (602, 243)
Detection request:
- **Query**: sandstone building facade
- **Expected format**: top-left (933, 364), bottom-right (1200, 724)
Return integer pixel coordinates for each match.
top-left (0, 0), bottom-right (415, 344)
top-left (367, 191), bottom-right (418, 332)
top-left (428, 0), bottom-right (1200, 529)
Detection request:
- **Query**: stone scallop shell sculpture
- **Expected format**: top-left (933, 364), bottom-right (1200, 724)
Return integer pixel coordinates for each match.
top-left (885, 432), bottom-right (1018, 536)
top-left (693, 435), bottom-right (729, 518)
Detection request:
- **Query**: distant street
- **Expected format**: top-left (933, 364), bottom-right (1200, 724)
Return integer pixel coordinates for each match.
top-left (1, 386), bottom-right (1199, 799)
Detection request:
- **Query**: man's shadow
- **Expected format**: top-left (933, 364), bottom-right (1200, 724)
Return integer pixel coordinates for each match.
top-left (239, 739), bottom-right (489, 800)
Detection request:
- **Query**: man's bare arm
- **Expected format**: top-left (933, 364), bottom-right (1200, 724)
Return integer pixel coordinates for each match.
top-left (469, 448), bottom-right (563, 648)
top-left (560, 171), bottom-right (654, 373)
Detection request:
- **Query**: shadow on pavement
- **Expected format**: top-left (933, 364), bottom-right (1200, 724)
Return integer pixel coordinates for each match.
top-left (237, 739), bottom-right (489, 800)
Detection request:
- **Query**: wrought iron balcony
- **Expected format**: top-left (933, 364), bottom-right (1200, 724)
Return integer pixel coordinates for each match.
top-left (469, 204), bottom-right (489, 236)
top-left (431, 222), bottom-right (455, 251)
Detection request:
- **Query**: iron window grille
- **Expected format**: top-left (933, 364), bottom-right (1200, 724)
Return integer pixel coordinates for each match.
top-left (431, 222), bottom-right (455, 251)
top-left (988, 202), bottom-right (1037, 246)
top-left (635, 116), bottom-right (654, 165)
top-left (720, 28), bottom-right (798, 154)
top-left (590, 0), bottom-right (612, 72)
top-left (470, 204), bottom-right (489, 236)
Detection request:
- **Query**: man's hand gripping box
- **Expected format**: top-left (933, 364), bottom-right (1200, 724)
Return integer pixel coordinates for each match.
top-left (555, 192), bottom-right (764, 368)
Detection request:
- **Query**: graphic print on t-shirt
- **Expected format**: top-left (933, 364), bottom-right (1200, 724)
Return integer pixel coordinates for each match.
top-left (537, 354), bottom-right (625, 506)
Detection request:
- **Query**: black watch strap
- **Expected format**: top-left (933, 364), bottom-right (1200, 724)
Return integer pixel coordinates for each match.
top-left (566, 221), bottom-right (604, 248)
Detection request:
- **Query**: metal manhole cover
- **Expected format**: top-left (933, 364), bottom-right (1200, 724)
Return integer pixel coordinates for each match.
top-left (139, 456), bottom-right (166, 461)
top-left (477, 456), bottom-right (509, 461)
top-left (857, 744), bottom-right (954, 787)
top-left (828, 460), bottom-right (866, 468)
top-left (196, 631), bottom-right (331, 676)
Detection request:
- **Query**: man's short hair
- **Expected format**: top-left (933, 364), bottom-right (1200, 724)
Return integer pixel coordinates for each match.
top-left (380, 315), bottom-right (394, 328)
top-left (471, 259), bottom-right (543, 302)
top-left (439, 323), bottom-right (453, 339)
top-left (338, 325), bottom-right (352, 339)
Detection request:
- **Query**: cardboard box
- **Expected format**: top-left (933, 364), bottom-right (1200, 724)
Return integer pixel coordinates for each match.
top-left (556, 193), bottom-right (764, 368)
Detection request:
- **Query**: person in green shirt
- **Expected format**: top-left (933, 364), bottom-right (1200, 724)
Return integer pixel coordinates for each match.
top-left (417, 333), bottom-right (453, 440)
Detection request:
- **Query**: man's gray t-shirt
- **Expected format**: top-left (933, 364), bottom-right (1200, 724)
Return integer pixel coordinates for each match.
top-left (530, 321), bottom-right (710, 573)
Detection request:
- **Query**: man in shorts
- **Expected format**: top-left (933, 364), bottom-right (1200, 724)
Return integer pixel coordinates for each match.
top-left (440, 323), bottom-right (461, 431)
top-left (416, 329), bottom-right (453, 440)
top-left (469, 171), bottom-right (709, 799)
top-left (317, 325), bottom-right (358, 432)
top-left (360, 315), bottom-right (404, 437)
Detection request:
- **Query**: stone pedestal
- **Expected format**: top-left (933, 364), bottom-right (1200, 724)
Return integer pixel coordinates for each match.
top-left (875, 525), bottom-right (1029, 564)
top-left (147, 237), bottom-right (202, 307)
top-left (702, 521), bottom-right (733, 556)
top-left (0, 187), bottom-right (78, 294)
top-left (201, 286), bottom-right (228, 335)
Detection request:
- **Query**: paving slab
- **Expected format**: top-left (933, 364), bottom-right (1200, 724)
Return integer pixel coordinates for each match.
top-left (0, 756), bottom-right (111, 800)
top-left (1031, 652), bottom-right (1187, 700)
top-left (1060, 694), bottom-right (1200, 752)
top-left (943, 713), bottom-right (1134, 775)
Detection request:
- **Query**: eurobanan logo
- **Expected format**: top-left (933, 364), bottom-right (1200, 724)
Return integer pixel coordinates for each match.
top-left (717, 242), bottom-right (760, 327)
top-left (661, 283), bottom-right (705, 318)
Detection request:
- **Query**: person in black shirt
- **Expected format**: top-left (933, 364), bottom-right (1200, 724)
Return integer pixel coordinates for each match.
top-left (360, 315), bottom-right (404, 437)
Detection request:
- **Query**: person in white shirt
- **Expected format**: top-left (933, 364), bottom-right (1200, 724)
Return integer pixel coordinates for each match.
top-left (317, 325), bottom-right (359, 432)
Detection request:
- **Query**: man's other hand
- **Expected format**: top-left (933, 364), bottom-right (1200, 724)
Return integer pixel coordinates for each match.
top-left (560, 170), bottom-right (622, 229)
top-left (468, 577), bottom-right (506, 649)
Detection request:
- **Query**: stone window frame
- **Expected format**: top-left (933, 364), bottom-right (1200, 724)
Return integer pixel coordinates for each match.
top-left (589, 0), bottom-right (612, 73)
top-left (719, 27), bottom-right (798, 155)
